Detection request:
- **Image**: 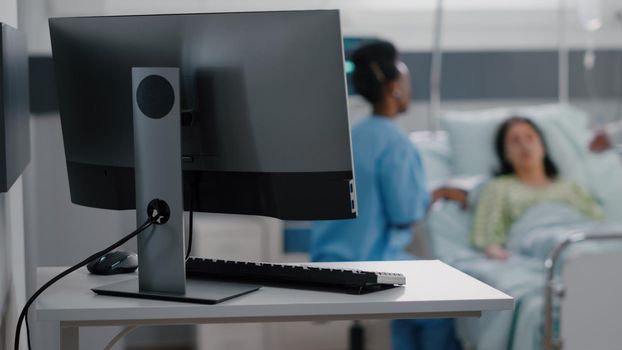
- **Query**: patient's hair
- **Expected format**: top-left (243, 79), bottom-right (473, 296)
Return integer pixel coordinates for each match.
top-left (351, 40), bottom-right (401, 105)
top-left (495, 116), bottom-right (559, 178)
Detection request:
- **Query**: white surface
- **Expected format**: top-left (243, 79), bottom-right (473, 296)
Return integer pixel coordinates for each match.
top-left (1, 177), bottom-right (27, 349)
top-left (3, 177), bottom-right (27, 349)
top-left (35, 260), bottom-right (512, 325)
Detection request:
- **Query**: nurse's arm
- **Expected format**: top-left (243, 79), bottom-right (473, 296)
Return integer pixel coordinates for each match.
top-left (431, 187), bottom-right (468, 209)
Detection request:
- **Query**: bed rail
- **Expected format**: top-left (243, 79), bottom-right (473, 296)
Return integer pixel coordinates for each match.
top-left (543, 231), bottom-right (622, 350)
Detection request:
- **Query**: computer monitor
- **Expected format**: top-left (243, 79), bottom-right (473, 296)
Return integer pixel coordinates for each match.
top-left (49, 10), bottom-right (355, 221)
top-left (49, 10), bottom-right (356, 303)
top-left (0, 23), bottom-right (30, 193)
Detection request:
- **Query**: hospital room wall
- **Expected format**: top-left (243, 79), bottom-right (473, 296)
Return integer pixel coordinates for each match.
top-left (0, 1), bottom-right (30, 349)
top-left (45, 0), bottom-right (622, 51)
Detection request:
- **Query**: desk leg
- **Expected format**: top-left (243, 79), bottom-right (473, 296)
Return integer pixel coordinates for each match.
top-left (349, 321), bottom-right (365, 350)
top-left (60, 324), bottom-right (79, 350)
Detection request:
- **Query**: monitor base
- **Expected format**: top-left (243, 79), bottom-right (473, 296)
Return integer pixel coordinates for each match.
top-left (92, 278), bottom-right (261, 304)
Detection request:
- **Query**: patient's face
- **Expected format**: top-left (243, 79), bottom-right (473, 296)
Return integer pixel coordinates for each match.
top-left (504, 121), bottom-right (545, 170)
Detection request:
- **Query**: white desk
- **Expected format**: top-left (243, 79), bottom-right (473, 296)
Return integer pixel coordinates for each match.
top-left (35, 260), bottom-right (513, 349)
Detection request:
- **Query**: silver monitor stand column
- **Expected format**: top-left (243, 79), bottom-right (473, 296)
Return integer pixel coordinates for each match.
top-left (91, 67), bottom-right (260, 304)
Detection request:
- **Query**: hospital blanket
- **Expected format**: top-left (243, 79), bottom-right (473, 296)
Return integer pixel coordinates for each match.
top-left (507, 203), bottom-right (622, 262)
top-left (427, 201), bottom-right (622, 350)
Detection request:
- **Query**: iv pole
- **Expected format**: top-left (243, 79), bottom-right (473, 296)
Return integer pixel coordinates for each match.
top-left (558, 0), bottom-right (569, 104)
top-left (428, 0), bottom-right (444, 132)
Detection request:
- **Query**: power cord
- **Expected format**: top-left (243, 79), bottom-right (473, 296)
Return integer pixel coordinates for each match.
top-left (103, 326), bottom-right (138, 350)
top-left (185, 208), bottom-right (194, 260)
top-left (98, 200), bottom-right (193, 350)
top-left (24, 316), bottom-right (31, 349)
top-left (185, 182), bottom-right (196, 260)
top-left (13, 218), bottom-right (154, 350)
top-left (186, 199), bottom-right (194, 260)
top-left (98, 199), bottom-right (193, 349)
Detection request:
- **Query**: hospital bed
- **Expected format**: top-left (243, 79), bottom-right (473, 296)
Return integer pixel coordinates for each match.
top-left (412, 104), bottom-right (622, 350)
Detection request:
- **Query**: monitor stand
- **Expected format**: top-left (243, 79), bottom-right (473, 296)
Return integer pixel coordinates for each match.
top-left (92, 278), bottom-right (260, 305)
top-left (92, 67), bottom-right (260, 304)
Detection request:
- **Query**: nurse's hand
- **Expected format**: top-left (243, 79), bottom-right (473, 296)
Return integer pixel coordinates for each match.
top-left (432, 187), bottom-right (468, 209)
top-left (484, 245), bottom-right (511, 261)
top-left (589, 129), bottom-right (612, 153)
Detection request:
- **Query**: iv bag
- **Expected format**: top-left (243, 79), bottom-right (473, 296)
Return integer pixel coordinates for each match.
top-left (575, 0), bottom-right (603, 32)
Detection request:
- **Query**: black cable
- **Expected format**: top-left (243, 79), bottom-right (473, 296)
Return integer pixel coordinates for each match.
top-left (14, 219), bottom-right (153, 350)
top-left (185, 205), bottom-right (194, 260)
top-left (24, 314), bottom-right (31, 350)
top-left (185, 184), bottom-right (195, 260)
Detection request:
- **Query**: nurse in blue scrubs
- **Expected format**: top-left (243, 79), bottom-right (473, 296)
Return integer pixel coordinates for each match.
top-left (310, 41), bottom-right (462, 350)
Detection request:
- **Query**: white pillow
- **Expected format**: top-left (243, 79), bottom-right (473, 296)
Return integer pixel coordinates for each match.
top-left (441, 104), bottom-right (587, 176)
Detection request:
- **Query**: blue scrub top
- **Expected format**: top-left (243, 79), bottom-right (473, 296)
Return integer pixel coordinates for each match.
top-left (310, 116), bottom-right (429, 262)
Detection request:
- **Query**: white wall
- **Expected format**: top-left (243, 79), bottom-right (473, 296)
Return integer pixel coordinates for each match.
top-left (0, 0), bottom-right (17, 27)
top-left (24, 113), bottom-right (136, 266)
top-left (0, 179), bottom-right (27, 350)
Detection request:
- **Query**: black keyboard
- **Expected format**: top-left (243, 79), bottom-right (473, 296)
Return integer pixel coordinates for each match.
top-left (186, 257), bottom-right (406, 294)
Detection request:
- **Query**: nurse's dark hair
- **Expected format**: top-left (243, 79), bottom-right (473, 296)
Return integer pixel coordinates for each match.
top-left (495, 116), bottom-right (559, 178)
top-left (351, 40), bottom-right (401, 105)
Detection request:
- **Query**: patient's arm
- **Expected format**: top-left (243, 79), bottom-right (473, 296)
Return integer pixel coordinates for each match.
top-left (484, 244), bottom-right (511, 261)
top-left (589, 129), bottom-right (611, 153)
top-left (567, 181), bottom-right (606, 221)
top-left (432, 187), bottom-right (468, 209)
top-left (590, 120), bottom-right (622, 153)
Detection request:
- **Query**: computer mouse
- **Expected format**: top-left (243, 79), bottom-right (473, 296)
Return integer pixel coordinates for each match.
top-left (87, 251), bottom-right (139, 275)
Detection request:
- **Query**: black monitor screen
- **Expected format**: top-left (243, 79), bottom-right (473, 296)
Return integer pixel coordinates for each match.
top-left (0, 23), bottom-right (30, 193)
top-left (49, 11), bottom-right (356, 220)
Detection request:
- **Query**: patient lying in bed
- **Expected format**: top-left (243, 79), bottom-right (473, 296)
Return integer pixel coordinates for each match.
top-left (469, 116), bottom-right (605, 260)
